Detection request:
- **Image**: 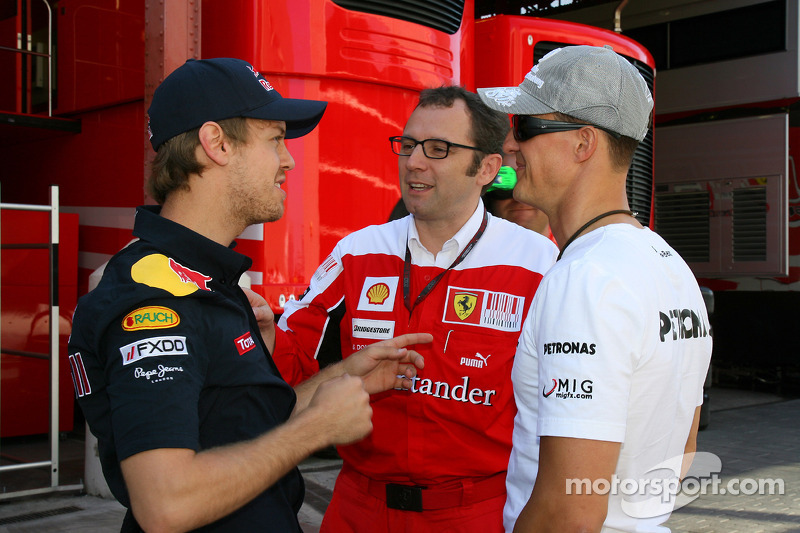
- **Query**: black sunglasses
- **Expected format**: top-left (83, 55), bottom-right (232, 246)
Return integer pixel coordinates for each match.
top-left (512, 115), bottom-right (621, 142)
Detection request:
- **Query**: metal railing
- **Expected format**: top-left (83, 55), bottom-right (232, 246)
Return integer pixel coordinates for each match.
top-left (0, 0), bottom-right (53, 116)
top-left (0, 184), bottom-right (83, 499)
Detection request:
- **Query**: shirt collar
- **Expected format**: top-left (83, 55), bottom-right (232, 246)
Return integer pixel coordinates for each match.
top-left (133, 205), bottom-right (253, 280)
top-left (408, 199), bottom-right (485, 267)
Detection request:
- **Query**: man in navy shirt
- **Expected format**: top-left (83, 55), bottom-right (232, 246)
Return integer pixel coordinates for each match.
top-left (68, 57), bottom-right (429, 532)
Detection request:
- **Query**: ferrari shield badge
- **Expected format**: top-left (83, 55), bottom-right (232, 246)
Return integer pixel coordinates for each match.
top-left (453, 291), bottom-right (478, 320)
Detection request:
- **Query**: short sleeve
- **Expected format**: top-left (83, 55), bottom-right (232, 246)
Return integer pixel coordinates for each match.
top-left (101, 298), bottom-right (207, 460)
top-left (535, 261), bottom-right (645, 443)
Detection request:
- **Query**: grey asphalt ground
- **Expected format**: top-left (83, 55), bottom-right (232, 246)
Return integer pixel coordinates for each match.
top-left (0, 387), bottom-right (797, 532)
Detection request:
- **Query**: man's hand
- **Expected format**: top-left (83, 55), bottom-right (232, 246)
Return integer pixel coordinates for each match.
top-left (292, 333), bottom-right (431, 416)
top-left (241, 286), bottom-right (276, 352)
top-left (306, 374), bottom-right (373, 446)
top-left (343, 333), bottom-right (431, 394)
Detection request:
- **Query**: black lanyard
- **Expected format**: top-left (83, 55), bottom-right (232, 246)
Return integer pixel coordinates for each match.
top-left (557, 209), bottom-right (635, 261)
top-left (403, 208), bottom-right (489, 314)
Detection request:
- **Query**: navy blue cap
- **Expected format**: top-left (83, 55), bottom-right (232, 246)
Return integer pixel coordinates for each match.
top-left (147, 58), bottom-right (328, 151)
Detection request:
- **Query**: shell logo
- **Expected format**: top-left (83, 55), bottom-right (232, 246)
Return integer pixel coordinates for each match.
top-left (366, 283), bottom-right (390, 304)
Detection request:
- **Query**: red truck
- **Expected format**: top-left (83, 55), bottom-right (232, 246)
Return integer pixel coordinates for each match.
top-left (0, 0), bottom-right (653, 441)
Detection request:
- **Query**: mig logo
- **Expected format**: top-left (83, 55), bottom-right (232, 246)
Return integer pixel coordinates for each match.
top-left (235, 332), bottom-right (256, 356)
top-left (542, 378), bottom-right (594, 400)
top-left (122, 306), bottom-right (180, 331)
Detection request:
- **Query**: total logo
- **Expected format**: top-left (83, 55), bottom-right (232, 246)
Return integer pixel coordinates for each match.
top-left (542, 378), bottom-right (594, 400)
top-left (234, 332), bottom-right (256, 356)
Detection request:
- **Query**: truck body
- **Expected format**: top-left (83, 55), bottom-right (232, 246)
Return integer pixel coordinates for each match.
top-left (0, 0), bottom-right (654, 437)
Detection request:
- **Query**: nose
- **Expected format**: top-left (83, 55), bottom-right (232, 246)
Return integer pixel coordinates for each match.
top-left (405, 143), bottom-right (427, 170)
top-left (280, 141), bottom-right (295, 171)
top-left (502, 130), bottom-right (519, 155)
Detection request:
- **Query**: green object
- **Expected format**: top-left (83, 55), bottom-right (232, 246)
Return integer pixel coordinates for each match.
top-left (486, 166), bottom-right (517, 193)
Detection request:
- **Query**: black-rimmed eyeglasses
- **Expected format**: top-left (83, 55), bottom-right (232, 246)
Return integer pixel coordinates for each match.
top-left (389, 136), bottom-right (484, 160)
top-left (512, 116), bottom-right (621, 142)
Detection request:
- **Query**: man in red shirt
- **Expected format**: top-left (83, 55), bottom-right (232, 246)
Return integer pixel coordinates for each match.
top-left (274, 86), bottom-right (558, 531)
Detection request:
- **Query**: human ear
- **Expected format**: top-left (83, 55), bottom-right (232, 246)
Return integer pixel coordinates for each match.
top-left (198, 121), bottom-right (230, 166)
top-left (478, 153), bottom-right (503, 186)
top-left (574, 126), bottom-right (598, 163)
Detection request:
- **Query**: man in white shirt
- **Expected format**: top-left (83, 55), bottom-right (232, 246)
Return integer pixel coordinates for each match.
top-left (479, 45), bottom-right (713, 532)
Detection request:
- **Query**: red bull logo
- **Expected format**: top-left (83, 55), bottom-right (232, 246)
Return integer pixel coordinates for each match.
top-left (169, 258), bottom-right (212, 291)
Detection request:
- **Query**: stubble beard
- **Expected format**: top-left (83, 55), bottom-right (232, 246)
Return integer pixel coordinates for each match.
top-left (235, 196), bottom-right (284, 226)
top-left (227, 174), bottom-right (285, 227)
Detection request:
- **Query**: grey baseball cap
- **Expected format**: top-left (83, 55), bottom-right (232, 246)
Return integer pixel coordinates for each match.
top-left (478, 45), bottom-right (653, 141)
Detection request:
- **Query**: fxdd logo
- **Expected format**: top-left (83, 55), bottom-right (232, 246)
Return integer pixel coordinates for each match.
top-left (119, 336), bottom-right (188, 365)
